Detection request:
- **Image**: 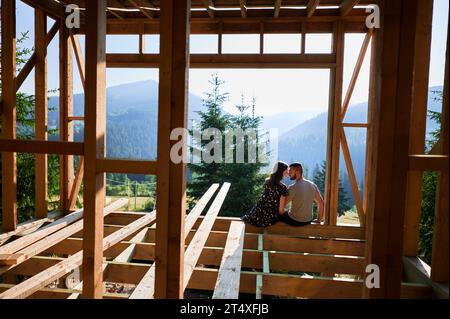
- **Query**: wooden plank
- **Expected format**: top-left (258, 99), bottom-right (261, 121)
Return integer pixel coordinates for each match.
top-left (130, 183), bottom-right (229, 299)
top-left (431, 24), bottom-right (449, 283)
top-left (154, 0), bottom-right (190, 299)
top-left (340, 0), bottom-right (360, 16)
top-left (408, 155), bottom-right (449, 172)
top-left (212, 221), bottom-right (245, 299)
top-left (0, 139), bottom-right (84, 155)
top-left (256, 234), bottom-right (263, 299)
top-left (70, 33), bottom-right (86, 90)
top-left (183, 183), bottom-right (231, 290)
top-left (403, 257), bottom-right (448, 299)
top-left (82, 0), bottom-right (107, 299)
top-left (340, 29), bottom-right (373, 121)
top-left (0, 200), bottom-right (127, 273)
top-left (1, 0), bottom-right (17, 232)
top-left (0, 218), bottom-right (50, 246)
top-left (340, 128), bottom-right (365, 226)
top-left (364, 0), bottom-right (421, 298)
top-left (96, 159), bottom-right (157, 175)
top-left (59, 24), bottom-right (75, 214)
top-left (307, 0), bottom-right (321, 18)
top-left (0, 213), bottom-right (154, 299)
top-left (403, 0), bottom-right (433, 257)
top-left (34, 8), bottom-right (49, 219)
top-left (0, 199), bottom-right (127, 258)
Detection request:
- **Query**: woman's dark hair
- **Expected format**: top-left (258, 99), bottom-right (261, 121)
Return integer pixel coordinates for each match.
top-left (266, 161), bottom-right (288, 186)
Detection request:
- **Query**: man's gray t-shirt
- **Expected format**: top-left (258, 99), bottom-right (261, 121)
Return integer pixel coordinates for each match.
top-left (286, 179), bottom-right (319, 222)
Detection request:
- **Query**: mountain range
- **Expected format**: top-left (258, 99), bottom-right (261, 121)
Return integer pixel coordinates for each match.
top-left (48, 81), bottom-right (443, 183)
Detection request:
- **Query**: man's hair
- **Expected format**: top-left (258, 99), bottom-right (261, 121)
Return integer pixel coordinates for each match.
top-left (289, 162), bottom-right (303, 175)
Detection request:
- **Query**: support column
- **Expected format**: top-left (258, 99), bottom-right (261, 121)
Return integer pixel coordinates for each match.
top-left (403, 0), bottom-right (434, 257)
top-left (431, 27), bottom-right (449, 283)
top-left (35, 8), bottom-right (49, 219)
top-left (82, 0), bottom-right (107, 299)
top-left (59, 24), bottom-right (74, 214)
top-left (364, 0), bottom-right (422, 298)
top-left (325, 21), bottom-right (344, 226)
top-left (155, 0), bottom-right (191, 299)
top-left (1, 0), bottom-right (17, 231)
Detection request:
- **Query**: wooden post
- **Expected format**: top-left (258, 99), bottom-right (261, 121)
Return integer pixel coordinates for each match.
top-left (1, 0), bottom-right (17, 231)
top-left (35, 8), bottom-right (48, 219)
top-left (325, 21), bottom-right (344, 226)
top-left (364, 0), bottom-right (421, 298)
top-left (403, 0), bottom-right (434, 257)
top-left (59, 24), bottom-right (74, 214)
top-left (155, 0), bottom-right (190, 299)
top-left (431, 26), bottom-right (449, 283)
top-left (81, 0), bottom-right (107, 299)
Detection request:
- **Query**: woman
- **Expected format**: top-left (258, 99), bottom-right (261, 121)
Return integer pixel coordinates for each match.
top-left (242, 161), bottom-right (289, 228)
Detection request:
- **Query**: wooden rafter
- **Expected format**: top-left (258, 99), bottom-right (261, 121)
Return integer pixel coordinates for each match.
top-left (128, 0), bottom-right (154, 19)
top-left (340, 0), bottom-right (360, 16)
top-left (239, 0), bottom-right (247, 18)
top-left (307, 0), bottom-right (320, 18)
top-left (274, 0), bottom-right (282, 18)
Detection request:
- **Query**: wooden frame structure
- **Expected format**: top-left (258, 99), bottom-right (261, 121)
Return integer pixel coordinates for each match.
top-left (0, 0), bottom-right (448, 299)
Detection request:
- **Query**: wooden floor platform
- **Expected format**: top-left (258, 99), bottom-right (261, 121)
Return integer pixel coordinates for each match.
top-left (0, 184), bottom-right (436, 299)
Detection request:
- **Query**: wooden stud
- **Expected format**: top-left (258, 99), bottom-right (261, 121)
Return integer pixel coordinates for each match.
top-left (239, 0), bottom-right (247, 18)
top-left (82, 0), bottom-right (107, 299)
top-left (1, 0), bottom-right (17, 232)
top-left (431, 25), bottom-right (449, 283)
top-left (274, 0), bottom-right (282, 19)
top-left (363, 0), bottom-right (422, 298)
top-left (35, 8), bottom-right (49, 219)
top-left (69, 33), bottom-right (86, 90)
top-left (0, 139), bottom-right (84, 155)
top-left (154, 0), bottom-right (191, 299)
top-left (59, 24), bottom-right (75, 214)
top-left (68, 158), bottom-right (84, 211)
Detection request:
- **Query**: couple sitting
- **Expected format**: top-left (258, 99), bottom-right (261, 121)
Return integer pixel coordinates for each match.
top-left (242, 161), bottom-right (324, 228)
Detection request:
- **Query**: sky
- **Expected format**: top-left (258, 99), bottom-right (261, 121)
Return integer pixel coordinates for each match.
top-left (15, 0), bottom-right (449, 117)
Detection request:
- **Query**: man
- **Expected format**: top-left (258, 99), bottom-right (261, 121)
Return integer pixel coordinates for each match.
top-left (278, 162), bottom-right (324, 226)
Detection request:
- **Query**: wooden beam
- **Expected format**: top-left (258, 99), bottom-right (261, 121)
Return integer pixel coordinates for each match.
top-left (0, 213), bottom-right (154, 299)
top-left (212, 222), bottom-right (245, 299)
top-left (68, 158), bottom-right (84, 211)
top-left (0, 215), bottom-right (59, 246)
top-left (128, 0), bottom-right (154, 19)
top-left (239, 0), bottom-right (247, 18)
top-left (340, 0), bottom-right (360, 16)
top-left (0, 139), bottom-right (84, 155)
top-left (130, 183), bottom-right (223, 299)
top-left (408, 155), bottom-right (449, 172)
top-left (106, 53), bottom-right (336, 68)
top-left (404, 0), bottom-right (433, 256)
top-left (154, 0), bottom-right (190, 299)
top-left (202, 0), bottom-right (215, 18)
top-left (34, 8), bottom-right (49, 219)
top-left (15, 22), bottom-right (59, 94)
top-left (1, 0), bottom-right (17, 232)
top-left (82, 0), bottom-right (107, 299)
top-left (274, 0), bottom-right (282, 18)
top-left (59, 24), bottom-right (75, 214)
top-left (96, 159), bottom-right (157, 175)
top-left (69, 33), bottom-right (86, 90)
top-left (363, 0), bottom-right (422, 298)
top-left (340, 128), bottom-right (365, 226)
top-left (0, 200), bottom-right (127, 273)
top-left (307, 0), bottom-right (321, 18)
top-left (340, 29), bottom-right (373, 121)
top-left (325, 21), bottom-right (344, 226)
top-left (431, 24), bottom-right (449, 283)
top-left (20, 0), bottom-right (66, 20)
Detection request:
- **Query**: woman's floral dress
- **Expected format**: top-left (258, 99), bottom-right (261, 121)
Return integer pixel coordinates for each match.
top-left (242, 182), bottom-right (288, 228)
